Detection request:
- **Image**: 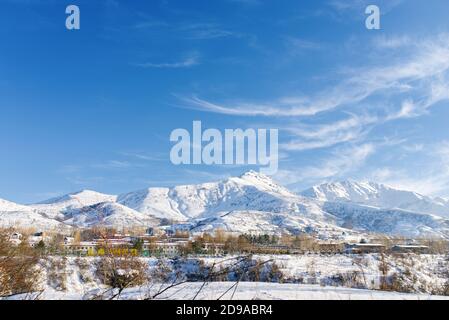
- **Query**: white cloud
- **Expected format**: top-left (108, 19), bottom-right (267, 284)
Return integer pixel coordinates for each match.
top-left (369, 141), bottom-right (449, 197)
top-left (285, 36), bottom-right (322, 53)
top-left (182, 34), bottom-right (449, 118)
top-left (275, 143), bottom-right (375, 185)
top-left (402, 143), bottom-right (424, 153)
top-left (328, 0), bottom-right (404, 16)
top-left (386, 99), bottom-right (420, 120)
top-left (226, 0), bottom-right (261, 4)
top-left (91, 160), bottom-right (132, 169)
top-left (135, 54), bottom-right (199, 68)
top-left (179, 23), bottom-right (237, 40)
top-left (120, 151), bottom-right (166, 162)
top-left (372, 35), bottom-right (411, 49)
top-left (282, 114), bottom-right (377, 151)
top-left (177, 34), bottom-right (449, 188)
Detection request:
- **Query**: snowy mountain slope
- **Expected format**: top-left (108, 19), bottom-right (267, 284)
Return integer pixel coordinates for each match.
top-left (0, 198), bottom-right (32, 212)
top-left (117, 188), bottom-right (188, 222)
top-left (2, 172), bottom-right (449, 238)
top-left (31, 190), bottom-right (117, 220)
top-left (322, 201), bottom-right (449, 238)
top-left (0, 198), bottom-right (71, 231)
top-left (302, 180), bottom-right (449, 218)
top-left (0, 210), bottom-right (71, 231)
top-left (62, 202), bottom-right (159, 229)
top-left (117, 171), bottom-right (334, 223)
top-left (179, 210), bottom-right (351, 238)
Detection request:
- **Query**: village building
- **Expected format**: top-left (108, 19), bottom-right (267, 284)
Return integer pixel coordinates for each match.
top-left (203, 242), bottom-right (225, 255)
top-left (317, 241), bottom-right (345, 254)
top-left (64, 236), bottom-right (75, 245)
top-left (28, 231), bottom-right (47, 247)
top-left (391, 245), bottom-right (430, 254)
top-left (64, 241), bottom-right (98, 256)
top-left (345, 243), bottom-right (386, 254)
top-left (9, 232), bottom-right (23, 245)
top-left (143, 240), bottom-right (190, 257)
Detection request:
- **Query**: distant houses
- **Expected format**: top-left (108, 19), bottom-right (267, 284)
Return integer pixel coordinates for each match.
top-left (64, 241), bottom-right (98, 256)
top-left (60, 232), bottom-right (225, 257)
top-left (317, 241), bottom-right (345, 254)
top-left (3, 228), bottom-right (440, 257)
top-left (391, 245), bottom-right (429, 254)
top-left (344, 243), bottom-right (386, 254)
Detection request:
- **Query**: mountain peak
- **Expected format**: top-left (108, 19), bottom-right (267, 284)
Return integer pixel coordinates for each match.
top-left (37, 190), bottom-right (116, 205)
top-left (239, 170), bottom-right (272, 181)
top-left (302, 180), bottom-right (449, 218)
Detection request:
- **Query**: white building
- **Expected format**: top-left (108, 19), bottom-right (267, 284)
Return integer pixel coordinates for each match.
top-left (9, 232), bottom-right (23, 245)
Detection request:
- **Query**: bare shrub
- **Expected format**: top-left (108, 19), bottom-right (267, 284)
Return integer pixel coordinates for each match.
top-left (378, 253), bottom-right (390, 290)
top-left (151, 258), bottom-right (174, 282)
top-left (388, 272), bottom-right (416, 293)
top-left (0, 229), bottom-right (41, 298)
top-left (75, 257), bottom-right (93, 283)
top-left (342, 271), bottom-right (367, 289)
top-left (95, 255), bottom-right (147, 299)
top-left (46, 256), bottom-right (68, 291)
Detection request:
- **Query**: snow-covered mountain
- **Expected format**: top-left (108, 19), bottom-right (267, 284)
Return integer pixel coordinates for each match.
top-left (1, 172), bottom-right (449, 238)
top-left (322, 201), bottom-right (449, 238)
top-left (63, 202), bottom-right (160, 229)
top-left (115, 171), bottom-right (349, 237)
top-left (0, 198), bottom-right (31, 212)
top-left (117, 171), bottom-right (330, 222)
top-left (302, 180), bottom-right (449, 218)
top-left (31, 190), bottom-right (117, 220)
top-left (0, 198), bottom-right (71, 232)
top-left (179, 210), bottom-right (349, 238)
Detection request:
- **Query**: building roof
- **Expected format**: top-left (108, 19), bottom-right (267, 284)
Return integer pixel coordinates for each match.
top-left (392, 245), bottom-right (429, 249)
top-left (347, 243), bottom-right (385, 247)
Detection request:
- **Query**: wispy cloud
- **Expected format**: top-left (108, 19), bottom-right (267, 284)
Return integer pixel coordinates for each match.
top-left (131, 20), bottom-right (168, 29)
top-left (305, 143), bottom-right (375, 179)
top-left (282, 114), bottom-right (377, 151)
top-left (59, 158), bottom-right (145, 175)
top-left (182, 34), bottom-right (449, 118)
top-left (328, 0), bottom-right (404, 17)
top-left (226, 0), bottom-right (261, 5)
top-left (91, 160), bottom-right (133, 169)
top-left (402, 143), bottom-right (424, 153)
top-left (66, 176), bottom-right (105, 186)
top-left (284, 36), bottom-right (323, 54)
top-left (369, 141), bottom-right (449, 196)
top-left (120, 151), bottom-right (167, 162)
top-left (275, 143), bottom-right (376, 186)
top-left (180, 23), bottom-right (237, 40)
top-left (134, 53), bottom-right (200, 69)
top-left (372, 35), bottom-right (411, 49)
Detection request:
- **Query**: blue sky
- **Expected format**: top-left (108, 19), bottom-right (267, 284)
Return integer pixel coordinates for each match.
top-left (1, 0), bottom-right (449, 203)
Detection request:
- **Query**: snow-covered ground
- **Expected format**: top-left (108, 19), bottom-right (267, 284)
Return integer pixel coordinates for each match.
top-left (9, 283), bottom-right (449, 300)
top-left (200, 253), bottom-right (449, 293)
top-left (119, 282), bottom-right (449, 300)
top-left (5, 253), bottom-right (447, 300)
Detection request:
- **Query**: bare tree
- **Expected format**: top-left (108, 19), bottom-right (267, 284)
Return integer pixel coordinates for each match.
top-left (352, 255), bottom-right (368, 288)
top-left (0, 229), bottom-right (42, 299)
top-left (92, 231), bottom-right (147, 300)
top-left (379, 253), bottom-right (390, 290)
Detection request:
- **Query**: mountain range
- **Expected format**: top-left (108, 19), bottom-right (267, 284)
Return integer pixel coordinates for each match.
top-left (1, 171), bottom-right (449, 239)
top-left (301, 180), bottom-right (449, 218)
